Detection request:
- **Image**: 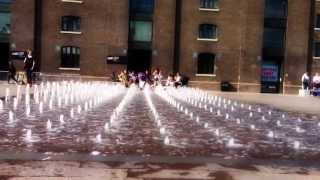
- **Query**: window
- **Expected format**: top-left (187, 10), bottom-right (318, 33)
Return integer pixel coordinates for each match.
top-left (130, 20), bottom-right (153, 42)
top-left (61, 16), bottom-right (81, 32)
top-left (61, 46), bottom-right (80, 68)
top-left (0, 0), bottom-right (12, 3)
top-left (263, 27), bottom-right (285, 48)
top-left (316, 15), bottom-right (320, 29)
top-left (314, 42), bottom-right (320, 58)
top-left (199, 24), bottom-right (217, 39)
top-left (130, 0), bottom-right (154, 15)
top-left (197, 53), bottom-right (215, 74)
top-left (264, 0), bottom-right (287, 19)
top-left (200, 0), bottom-right (219, 9)
top-left (0, 12), bottom-right (10, 34)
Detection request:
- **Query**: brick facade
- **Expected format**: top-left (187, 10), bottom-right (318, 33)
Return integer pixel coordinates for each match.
top-left (9, 0), bottom-right (318, 94)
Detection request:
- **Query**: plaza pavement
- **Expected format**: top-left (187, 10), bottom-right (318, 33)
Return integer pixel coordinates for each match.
top-left (1, 81), bottom-right (320, 179)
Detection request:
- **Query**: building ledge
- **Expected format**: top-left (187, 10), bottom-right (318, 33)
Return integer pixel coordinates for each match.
top-left (61, 0), bottom-right (84, 4)
top-left (314, 28), bottom-right (320, 31)
top-left (60, 31), bottom-right (82, 35)
top-left (197, 38), bottom-right (218, 42)
top-left (196, 74), bottom-right (216, 77)
top-left (313, 57), bottom-right (320, 60)
top-left (59, 67), bottom-right (80, 71)
top-left (199, 8), bottom-right (220, 12)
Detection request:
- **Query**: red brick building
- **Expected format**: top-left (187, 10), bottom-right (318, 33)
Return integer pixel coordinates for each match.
top-left (1, 0), bottom-right (319, 94)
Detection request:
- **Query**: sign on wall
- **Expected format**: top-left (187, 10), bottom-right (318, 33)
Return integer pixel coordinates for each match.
top-left (261, 63), bottom-right (279, 82)
top-left (106, 56), bottom-right (128, 65)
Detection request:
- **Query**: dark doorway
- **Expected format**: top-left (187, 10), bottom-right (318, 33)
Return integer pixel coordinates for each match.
top-left (0, 43), bottom-right (9, 71)
top-left (127, 49), bottom-right (151, 72)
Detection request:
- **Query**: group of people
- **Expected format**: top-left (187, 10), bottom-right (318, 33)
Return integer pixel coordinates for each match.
top-left (7, 49), bottom-right (35, 86)
top-left (301, 72), bottom-right (320, 96)
top-left (117, 69), bottom-right (188, 89)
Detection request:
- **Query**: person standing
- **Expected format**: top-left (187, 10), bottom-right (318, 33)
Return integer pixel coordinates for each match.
top-left (24, 49), bottom-right (35, 86)
top-left (301, 72), bottom-right (310, 90)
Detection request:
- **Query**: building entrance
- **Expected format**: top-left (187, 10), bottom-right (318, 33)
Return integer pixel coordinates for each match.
top-left (0, 42), bottom-right (9, 71)
top-left (127, 49), bottom-right (151, 73)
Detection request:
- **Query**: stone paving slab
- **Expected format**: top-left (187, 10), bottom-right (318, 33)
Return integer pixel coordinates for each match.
top-left (1, 161), bottom-right (320, 180)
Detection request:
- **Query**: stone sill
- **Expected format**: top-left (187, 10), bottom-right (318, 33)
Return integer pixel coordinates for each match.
top-left (197, 38), bottom-right (218, 42)
top-left (196, 74), bottom-right (216, 77)
top-left (61, 0), bottom-right (84, 4)
top-left (313, 57), bottom-right (320, 60)
top-left (314, 28), bottom-right (320, 31)
top-left (60, 31), bottom-right (82, 35)
top-left (199, 8), bottom-right (220, 12)
top-left (59, 67), bottom-right (80, 71)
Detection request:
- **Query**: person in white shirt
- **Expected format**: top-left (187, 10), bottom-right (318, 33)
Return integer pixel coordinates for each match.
top-left (301, 72), bottom-right (310, 90)
top-left (313, 73), bottom-right (320, 89)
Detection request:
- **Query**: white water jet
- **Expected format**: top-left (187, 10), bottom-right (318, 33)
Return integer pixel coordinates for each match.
top-left (282, 114), bottom-right (286, 119)
top-left (9, 111), bottom-right (14, 122)
top-left (70, 108), bottom-right (74, 119)
top-left (268, 111), bottom-right (272, 116)
top-left (204, 123), bottom-right (209, 128)
top-left (13, 98), bottom-right (18, 110)
top-left (104, 123), bottom-right (110, 131)
top-left (77, 105), bottom-right (82, 114)
top-left (59, 114), bottom-right (65, 124)
top-left (225, 114), bottom-right (229, 120)
top-left (49, 99), bottom-right (53, 110)
top-left (157, 119), bottom-right (162, 127)
top-left (250, 125), bottom-right (256, 130)
top-left (5, 88), bottom-right (9, 102)
top-left (249, 112), bottom-right (253, 118)
top-left (26, 106), bottom-right (31, 117)
top-left (262, 116), bottom-right (266, 121)
top-left (236, 118), bottom-right (241, 124)
top-left (277, 120), bottom-right (282, 127)
top-left (296, 127), bottom-right (305, 133)
top-left (47, 119), bottom-right (52, 130)
top-left (164, 136), bottom-right (170, 145)
top-left (214, 129), bottom-right (220, 137)
top-left (25, 129), bottom-right (32, 142)
top-left (96, 134), bottom-right (102, 143)
top-left (39, 102), bottom-right (43, 114)
top-left (294, 141), bottom-right (300, 150)
top-left (0, 100), bottom-right (3, 110)
top-left (196, 116), bottom-right (200, 123)
top-left (268, 131), bottom-right (275, 138)
top-left (258, 108), bottom-right (261, 113)
top-left (217, 110), bottom-right (221, 116)
top-left (160, 127), bottom-right (166, 135)
top-left (227, 138), bottom-right (235, 147)
top-left (84, 102), bottom-right (88, 111)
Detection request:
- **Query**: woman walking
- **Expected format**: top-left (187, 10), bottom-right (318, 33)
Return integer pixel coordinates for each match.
top-left (24, 49), bottom-right (35, 86)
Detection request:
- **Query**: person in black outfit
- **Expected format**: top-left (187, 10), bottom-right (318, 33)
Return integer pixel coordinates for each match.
top-left (7, 61), bottom-right (18, 84)
top-left (24, 50), bottom-right (35, 86)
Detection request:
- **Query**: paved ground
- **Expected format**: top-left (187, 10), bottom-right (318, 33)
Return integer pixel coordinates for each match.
top-left (1, 81), bottom-right (320, 179)
top-left (212, 91), bottom-right (320, 116)
top-left (0, 161), bottom-right (320, 180)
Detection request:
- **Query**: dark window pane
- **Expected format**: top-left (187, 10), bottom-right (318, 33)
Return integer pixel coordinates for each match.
top-left (263, 28), bottom-right (285, 48)
top-left (317, 15), bottom-right (320, 28)
top-left (198, 53), bottom-right (215, 74)
top-left (61, 46), bottom-right (80, 68)
top-left (265, 0), bottom-right (287, 19)
top-left (314, 42), bottom-right (320, 57)
top-left (130, 0), bottom-right (154, 15)
top-left (61, 16), bottom-right (81, 32)
top-left (200, 0), bottom-right (218, 9)
top-left (199, 24), bottom-right (217, 39)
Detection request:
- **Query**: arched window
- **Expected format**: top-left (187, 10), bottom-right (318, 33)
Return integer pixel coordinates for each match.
top-left (61, 46), bottom-right (80, 68)
top-left (61, 16), bottom-right (81, 32)
top-left (200, 0), bottom-right (219, 9)
top-left (199, 24), bottom-right (217, 39)
top-left (198, 53), bottom-right (215, 74)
